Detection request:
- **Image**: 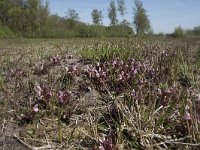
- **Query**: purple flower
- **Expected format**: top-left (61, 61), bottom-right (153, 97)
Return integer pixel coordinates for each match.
top-left (119, 60), bottom-right (124, 65)
top-left (117, 74), bottom-right (123, 81)
top-left (51, 54), bottom-right (61, 65)
top-left (42, 87), bottom-right (52, 101)
top-left (157, 88), bottom-right (162, 95)
top-left (99, 136), bottom-right (112, 150)
top-left (131, 89), bottom-right (136, 97)
top-left (40, 64), bottom-right (44, 71)
top-left (184, 105), bottom-right (191, 120)
top-left (184, 110), bottom-right (191, 120)
top-left (102, 72), bottom-right (107, 78)
top-left (35, 85), bottom-right (52, 101)
top-left (97, 66), bottom-right (102, 72)
top-left (66, 65), bottom-right (79, 76)
top-left (196, 113), bottom-right (200, 123)
top-left (97, 62), bottom-right (100, 67)
top-left (58, 90), bottom-right (71, 104)
top-left (112, 60), bottom-right (117, 66)
top-left (72, 65), bottom-right (77, 71)
top-left (197, 94), bottom-right (200, 105)
top-left (10, 69), bottom-right (24, 78)
top-left (95, 70), bottom-right (100, 78)
top-left (34, 86), bottom-right (42, 97)
top-left (33, 104), bottom-right (39, 113)
top-left (131, 67), bottom-right (137, 74)
top-left (125, 64), bottom-right (129, 68)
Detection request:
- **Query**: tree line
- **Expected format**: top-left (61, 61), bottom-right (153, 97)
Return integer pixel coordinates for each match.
top-left (0, 0), bottom-right (151, 38)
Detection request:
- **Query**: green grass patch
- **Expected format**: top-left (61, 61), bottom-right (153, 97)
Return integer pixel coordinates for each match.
top-left (81, 40), bottom-right (138, 62)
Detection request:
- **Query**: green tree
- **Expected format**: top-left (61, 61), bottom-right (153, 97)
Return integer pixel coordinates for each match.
top-left (133, 0), bottom-right (151, 35)
top-left (66, 9), bottom-right (80, 21)
top-left (91, 9), bottom-right (103, 25)
top-left (108, 0), bottom-right (118, 26)
top-left (117, 0), bottom-right (126, 20)
top-left (0, 0), bottom-right (14, 25)
top-left (65, 9), bottom-right (80, 30)
top-left (8, 7), bottom-right (22, 31)
top-left (38, 0), bottom-right (49, 37)
top-left (27, 0), bottom-right (40, 36)
top-left (193, 26), bottom-right (200, 35)
top-left (120, 19), bottom-right (130, 26)
top-left (173, 26), bottom-right (184, 38)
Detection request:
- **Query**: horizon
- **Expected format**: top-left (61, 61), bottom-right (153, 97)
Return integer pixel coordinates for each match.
top-left (48, 0), bottom-right (200, 34)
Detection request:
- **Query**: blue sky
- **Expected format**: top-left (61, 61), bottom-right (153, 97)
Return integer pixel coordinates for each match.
top-left (48, 0), bottom-right (200, 33)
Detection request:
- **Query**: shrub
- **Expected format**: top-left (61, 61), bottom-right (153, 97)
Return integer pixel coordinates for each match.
top-left (173, 26), bottom-right (185, 38)
top-left (0, 24), bottom-right (17, 38)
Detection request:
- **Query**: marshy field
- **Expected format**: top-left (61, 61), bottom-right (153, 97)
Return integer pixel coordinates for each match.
top-left (0, 37), bottom-right (200, 149)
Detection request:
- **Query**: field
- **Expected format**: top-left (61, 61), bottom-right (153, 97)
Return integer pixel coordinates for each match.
top-left (0, 37), bottom-right (200, 149)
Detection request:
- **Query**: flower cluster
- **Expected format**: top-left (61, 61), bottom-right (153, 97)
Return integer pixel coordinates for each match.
top-left (34, 85), bottom-right (52, 101)
top-left (33, 62), bottom-right (49, 76)
top-left (33, 54), bottom-right (62, 76)
top-left (99, 136), bottom-right (112, 150)
top-left (9, 68), bottom-right (26, 78)
top-left (33, 85), bottom-right (72, 111)
top-left (65, 65), bottom-right (80, 77)
top-left (184, 94), bottom-right (200, 123)
top-left (158, 86), bottom-right (179, 106)
top-left (50, 54), bottom-right (61, 66)
top-left (85, 58), bottom-right (155, 94)
top-left (58, 90), bottom-right (71, 104)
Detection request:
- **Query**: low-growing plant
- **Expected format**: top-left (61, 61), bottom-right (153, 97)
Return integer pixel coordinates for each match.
top-left (1, 38), bottom-right (200, 149)
top-left (81, 40), bottom-right (138, 62)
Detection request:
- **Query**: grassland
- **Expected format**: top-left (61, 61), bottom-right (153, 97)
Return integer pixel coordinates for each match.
top-left (0, 37), bottom-right (200, 149)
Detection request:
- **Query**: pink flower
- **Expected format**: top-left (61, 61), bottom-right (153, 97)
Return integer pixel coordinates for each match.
top-left (112, 60), bottom-right (117, 66)
top-left (197, 94), bottom-right (200, 105)
top-left (102, 72), bottom-right (107, 78)
top-left (42, 87), bottom-right (52, 101)
top-left (95, 71), bottom-right (100, 78)
top-left (131, 89), bottom-right (136, 97)
top-left (40, 64), bottom-right (44, 71)
top-left (157, 88), bottom-right (162, 95)
top-left (117, 74), bottom-right (123, 81)
top-left (34, 86), bottom-right (42, 97)
top-left (196, 113), bottom-right (200, 123)
top-left (97, 62), bottom-right (100, 67)
top-left (51, 54), bottom-right (61, 65)
top-left (67, 65), bottom-right (79, 76)
top-left (184, 110), bottom-right (191, 120)
top-left (99, 136), bottom-right (112, 150)
top-left (35, 86), bottom-right (52, 101)
top-left (33, 104), bottom-right (39, 113)
top-left (58, 90), bottom-right (71, 104)
top-left (72, 65), bottom-right (77, 71)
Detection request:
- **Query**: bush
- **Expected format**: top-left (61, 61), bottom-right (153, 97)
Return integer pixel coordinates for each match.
top-left (0, 24), bottom-right (16, 38)
top-left (173, 26), bottom-right (185, 38)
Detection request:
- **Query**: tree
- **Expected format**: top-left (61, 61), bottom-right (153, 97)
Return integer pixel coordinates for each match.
top-left (117, 0), bottom-right (126, 20)
top-left (133, 0), bottom-right (151, 35)
top-left (38, 0), bottom-right (49, 37)
top-left (27, 0), bottom-right (40, 36)
top-left (108, 0), bottom-right (118, 26)
top-left (91, 9), bottom-right (103, 25)
top-left (120, 19), bottom-right (130, 26)
top-left (65, 9), bottom-right (80, 30)
top-left (173, 26), bottom-right (184, 38)
top-left (193, 26), bottom-right (200, 35)
top-left (66, 9), bottom-right (80, 21)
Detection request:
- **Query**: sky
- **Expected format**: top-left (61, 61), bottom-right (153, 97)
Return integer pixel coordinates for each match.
top-left (48, 0), bottom-right (200, 33)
